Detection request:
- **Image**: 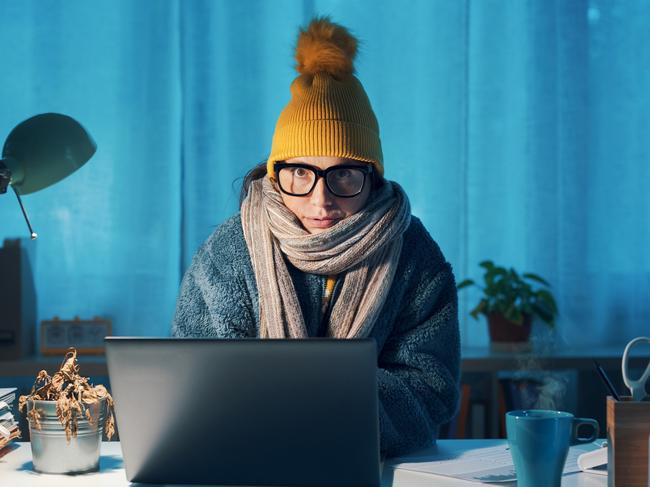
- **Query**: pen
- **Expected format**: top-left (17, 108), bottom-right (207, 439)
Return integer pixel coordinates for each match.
top-left (594, 360), bottom-right (621, 401)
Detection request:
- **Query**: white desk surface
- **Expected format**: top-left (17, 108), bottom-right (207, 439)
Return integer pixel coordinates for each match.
top-left (0, 440), bottom-right (607, 486)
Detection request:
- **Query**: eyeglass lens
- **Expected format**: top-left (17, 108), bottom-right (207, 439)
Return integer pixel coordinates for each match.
top-left (278, 166), bottom-right (366, 197)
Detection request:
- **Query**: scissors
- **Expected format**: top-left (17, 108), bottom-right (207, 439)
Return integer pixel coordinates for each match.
top-left (622, 336), bottom-right (650, 401)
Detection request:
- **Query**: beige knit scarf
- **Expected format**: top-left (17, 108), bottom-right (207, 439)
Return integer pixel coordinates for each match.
top-left (241, 177), bottom-right (411, 339)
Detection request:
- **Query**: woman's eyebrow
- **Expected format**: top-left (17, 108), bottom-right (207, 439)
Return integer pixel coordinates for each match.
top-left (285, 161), bottom-right (317, 167)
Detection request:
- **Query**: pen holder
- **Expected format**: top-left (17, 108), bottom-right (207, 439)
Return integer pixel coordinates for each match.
top-left (607, 396), bottom-right (650, 487)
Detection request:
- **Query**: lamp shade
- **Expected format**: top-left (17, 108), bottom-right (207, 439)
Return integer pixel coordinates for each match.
top-left (2, 113), bottom-right (96, 195)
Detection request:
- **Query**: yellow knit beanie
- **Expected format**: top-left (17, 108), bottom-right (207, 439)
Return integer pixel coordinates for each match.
top-left (267, 17), bottom-right (383, 180)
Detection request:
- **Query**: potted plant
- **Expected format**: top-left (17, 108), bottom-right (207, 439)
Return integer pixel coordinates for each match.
top-left (457, 260), bottom-right (558, 347)
top-left (18, 348), bottom-right (115, 474)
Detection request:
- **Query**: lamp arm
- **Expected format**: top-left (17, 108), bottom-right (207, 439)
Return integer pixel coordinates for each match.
top-left (12, 187), bottom-right (38, 240)
top-left (0, 159), bottom-right (37, 239)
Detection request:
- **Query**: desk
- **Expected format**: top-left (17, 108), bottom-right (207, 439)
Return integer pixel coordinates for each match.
top-left (1, 440), bottom-right (607, 486)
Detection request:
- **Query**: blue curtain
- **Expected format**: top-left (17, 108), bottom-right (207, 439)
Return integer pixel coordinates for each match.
top-left (1, 0), bottom-right (648, 349)
top-left (0, 0), bottom-right (182, 341)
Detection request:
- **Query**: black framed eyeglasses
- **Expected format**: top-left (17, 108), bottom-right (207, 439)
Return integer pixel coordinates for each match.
top-left (274, 162), bottom-right (373, 198)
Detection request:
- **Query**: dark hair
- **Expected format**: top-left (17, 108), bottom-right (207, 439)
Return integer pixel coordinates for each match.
top-left (239, 160), bottom-right (385, 206)
top-left (239, 161), bottom-right (269, 205)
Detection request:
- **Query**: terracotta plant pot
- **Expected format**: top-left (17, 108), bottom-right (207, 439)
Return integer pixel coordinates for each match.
top-left (487, 312), bottom-right (532, 344)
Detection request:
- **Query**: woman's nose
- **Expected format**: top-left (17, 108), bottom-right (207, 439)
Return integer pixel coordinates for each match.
top-left (309, 176), bottom-right (333, 206)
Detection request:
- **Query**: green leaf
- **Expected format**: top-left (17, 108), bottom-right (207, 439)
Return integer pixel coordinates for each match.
top-left (457, 279), bottom-right (475, 290)
top-left (470, 300), bottom-right (487, 319)
top-left (523, 273), bottom-right (550, 286)
top-left (509, 268), bottom-right (520, 282)
top-left (479, 260), bottom-right (494, 269)
top-left (531, 303), bottom-right (555, 327)
top-left (503, 304), bottom-right (524, 324)
top-left (512, 308), bottom-right (524, 325)
top-left (484, 267), bottom-right (507, 294)
top-left (535, 289), bottom-right (558, 314)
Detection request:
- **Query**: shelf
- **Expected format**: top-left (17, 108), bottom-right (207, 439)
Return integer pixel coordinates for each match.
top-left (461, 345), bottom-right (649, 372)
top-left (2, 344), bottom-right (646, 378)
top-left (0, 355), bottom-right (108, 377)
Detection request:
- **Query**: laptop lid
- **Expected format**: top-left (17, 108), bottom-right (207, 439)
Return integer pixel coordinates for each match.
top-left (105, 337), bottom-right (380, 487)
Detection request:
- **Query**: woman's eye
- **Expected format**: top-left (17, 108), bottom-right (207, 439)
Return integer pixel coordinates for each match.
top-left (293, 168), bottom-right (308, 177)
top-left (334, 169), bottom-right (351, 179)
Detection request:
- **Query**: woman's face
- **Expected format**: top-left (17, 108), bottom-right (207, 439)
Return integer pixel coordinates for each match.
top-left (278, 156), bottom-right (372, 234)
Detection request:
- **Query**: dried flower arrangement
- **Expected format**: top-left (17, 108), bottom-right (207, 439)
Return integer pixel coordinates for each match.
top-left (18, 348), bottom-right (115, 442)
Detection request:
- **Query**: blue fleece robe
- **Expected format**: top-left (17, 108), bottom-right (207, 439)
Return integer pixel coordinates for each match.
top-left (171, 213), bottom-right (460, 457)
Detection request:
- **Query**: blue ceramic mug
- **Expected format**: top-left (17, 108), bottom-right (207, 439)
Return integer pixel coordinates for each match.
top-left (506, 410), bottom-right (599, 487)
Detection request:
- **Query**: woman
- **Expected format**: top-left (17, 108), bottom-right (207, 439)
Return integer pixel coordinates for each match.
top-left (172, 16), bottom-right (460, 457)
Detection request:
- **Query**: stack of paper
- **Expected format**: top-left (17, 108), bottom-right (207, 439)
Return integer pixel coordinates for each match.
top-left (387, 442), bottom-right (601, 483)
top-left (0, 388), bottom-right (21, 450)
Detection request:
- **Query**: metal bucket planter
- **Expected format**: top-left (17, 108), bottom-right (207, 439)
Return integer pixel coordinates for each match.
top-left (27, 396), bottom-right (106, 474)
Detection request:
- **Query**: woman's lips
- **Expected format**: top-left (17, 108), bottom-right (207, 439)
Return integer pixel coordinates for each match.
top-left (305, 217), bottom-right (341, 228)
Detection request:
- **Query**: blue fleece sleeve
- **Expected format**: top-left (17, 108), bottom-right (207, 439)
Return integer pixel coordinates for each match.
top-left (171, 244), bottom-right (256, 338)
top-left (377, 242), bottom-right (460, 457)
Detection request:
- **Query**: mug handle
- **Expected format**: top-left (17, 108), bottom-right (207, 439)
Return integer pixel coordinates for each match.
top-left (571, 418), bottom-right (599, 445)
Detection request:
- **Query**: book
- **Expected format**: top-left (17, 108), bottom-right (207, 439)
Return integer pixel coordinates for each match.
top-left (0, 387), bottom-right (16, 406)
top-left (0, 424), bottom-right (21, 449)
top-left (0, 388), bottom-right (20, 450)
top-left (577, 441), bottom-right (607, 475)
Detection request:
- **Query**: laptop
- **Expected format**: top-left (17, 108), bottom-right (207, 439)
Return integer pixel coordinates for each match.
top-left (105, 337), bottom-right (380, 486)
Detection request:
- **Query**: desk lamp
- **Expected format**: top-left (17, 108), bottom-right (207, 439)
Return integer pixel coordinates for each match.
top-left (0, 113), bottom-right (96, 239)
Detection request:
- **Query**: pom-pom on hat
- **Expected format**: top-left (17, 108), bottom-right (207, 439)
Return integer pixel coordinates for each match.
top-left (267, 16), bottom-right (383, 180)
